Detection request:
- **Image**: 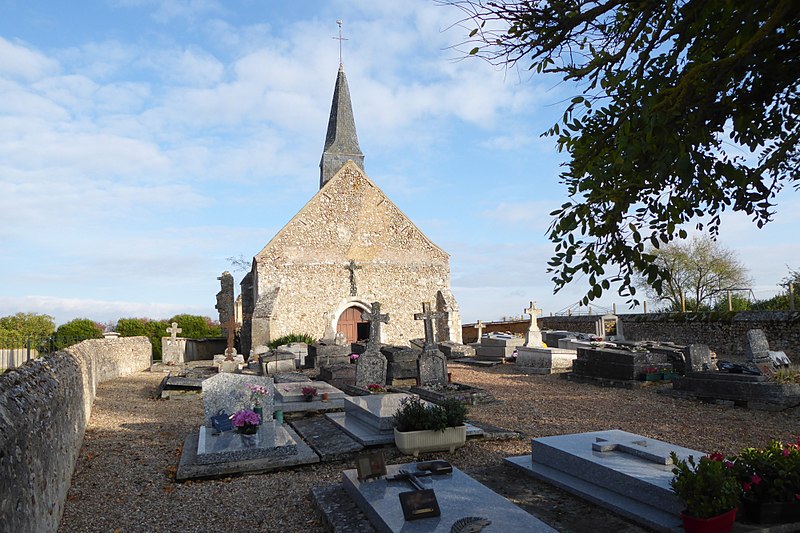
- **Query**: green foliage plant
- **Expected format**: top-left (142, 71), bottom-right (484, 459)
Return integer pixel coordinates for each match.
top-left (269, 333), bottom-right (315, 349)
top-left (116, 318), bottom-right (168, 359)
top-left (54, 319), bottom-right (104, 350)
top-left (393, 396), bottom-right (466, 433)
top-left (451, 0), bottom-right (800, 307)
top-left (670, 451), bottom-right (741, 518)
top-left (734, 439), bottom-right (800, 504)
top-left (770, 368), bottom-right (800, 385)
top-left (167, 314), bottom-right (221, 338)
top-left (0, 312), bottom-right (55, 339)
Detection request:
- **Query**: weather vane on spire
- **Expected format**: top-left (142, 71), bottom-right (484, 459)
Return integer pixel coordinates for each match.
top-left (333, 19), bottom-right (348, 66)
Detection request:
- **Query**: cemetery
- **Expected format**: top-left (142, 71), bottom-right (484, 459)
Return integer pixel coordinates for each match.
top-left (2, 12), bottom-right (799, 533)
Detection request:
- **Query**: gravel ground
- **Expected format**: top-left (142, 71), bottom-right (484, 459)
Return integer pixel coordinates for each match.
top-left (58, 363), bottom-right (800, 532)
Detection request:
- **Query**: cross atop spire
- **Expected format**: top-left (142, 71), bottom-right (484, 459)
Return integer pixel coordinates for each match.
top-left (333, 19), bottom-right (348, 66)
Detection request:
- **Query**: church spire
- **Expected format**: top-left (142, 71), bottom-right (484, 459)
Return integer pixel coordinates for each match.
top-left (319, 61), bottom-right (364, 188)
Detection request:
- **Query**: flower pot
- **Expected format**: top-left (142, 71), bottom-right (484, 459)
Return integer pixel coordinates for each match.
top-left (253, 407), bottom-right (263, 424)
top-left (680, 508), bottom-right (737, 533)
top-left (393, 425), bottom-right (467, 457)
top-left (239, 433), bottom-right (257, 447)
top-left (321, 392), bottom-right (329, 402)
top-left (238, 423), bottom-right (258, 436)
top-left (743, 500), bottom-right (800, 524)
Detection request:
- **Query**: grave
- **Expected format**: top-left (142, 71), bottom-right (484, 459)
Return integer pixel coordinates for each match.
top-left (516, 345), bottom-right (578, 375)
top-left (542, 330), bottom-right (573, 348)
top-left (258, 350), bottom-right (296, 375)
top-left (273, 380), bottom-right (346, 412)
top-left (596, 314), bottom-right (624, 341)
top-left (436, 341), bottom-right (475, 359)
top-left (505, 429), bottom-right (705, 532)
top-left (277, 341), bottom-right (308, 369)
top-left (381, 345), bottom-right (419, 384)
top-left (474, 333), bottom-right (524, 361)
top-left (202, 373), bottom-right (274, 424)
top-left (307, 340), bottom-right (351, 369)
top-left (157, 375), bottom-right (203, 400)
top-left (161, 322), bottom-right (186, 366)
top-left (745, 329), bottom-right (791, 375)
top-left (523, 301), bottom-right (544, 348)
top-left (568, 344), bottom-right (675, 388)
top-left (341, 461), bottom-right (558, 533)
top-left (409, 382), bottom-right (496, 406)
top-left (327, 393), bottom-right (484, 447)
top-left (414, 302), bottom-right (448, 386)
top-left (319, 362), bottom-right (356, 389)
top-left (355, 302), bottom-right (389, 387)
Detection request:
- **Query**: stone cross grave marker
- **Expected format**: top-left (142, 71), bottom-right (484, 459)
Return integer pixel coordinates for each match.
top-left (524, 301), bottom-right (544, 348)
top-left (346, 259), bottom-right (362, 297)
top-left (415, 302), bottom-right (448, 386)
top-left (222, 315), bottom-right (237, 360)
top-left (414, 301), bottom-right (447, 352)
top-left (475, 320), bottom-right (485, 344)
top-left (591, 436), bottom-right (674, 465)
top-left (356, 302), bottom-right (389, 387)
top-left (167, 322), bottom-right (182, 344)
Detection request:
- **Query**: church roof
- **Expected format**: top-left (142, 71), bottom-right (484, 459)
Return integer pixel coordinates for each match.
top-left (319, 64), bottom-right (364, 188)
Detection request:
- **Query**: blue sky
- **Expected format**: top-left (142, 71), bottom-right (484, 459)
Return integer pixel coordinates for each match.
top-left (1, 0), bottom-right (798, 326)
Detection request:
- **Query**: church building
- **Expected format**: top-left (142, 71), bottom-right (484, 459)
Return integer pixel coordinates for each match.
top-left (239, 63), bottom-right (461, 353)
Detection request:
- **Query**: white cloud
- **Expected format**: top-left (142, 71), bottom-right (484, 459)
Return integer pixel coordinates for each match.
top-left (0, 37), bottom-right (59, 80)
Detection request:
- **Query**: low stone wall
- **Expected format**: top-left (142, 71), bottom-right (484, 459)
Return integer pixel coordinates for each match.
top-left (461, 320), bottom-right (529, 343)
top-left (0, 336), bottom-right (150, 533)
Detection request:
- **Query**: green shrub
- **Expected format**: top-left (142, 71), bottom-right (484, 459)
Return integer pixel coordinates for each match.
top-left (116, 318), bottom-right (168, 359)
top-left (269, 333), bottom-right (315, 349)
top-left (0, 312), bottom-right (55, 339)
top-left (55, 319), bottom-right (104, 349)
top-left (393, 396), bottom-right (466, 433)
top-left (168, 314), bottom-right (221, 338)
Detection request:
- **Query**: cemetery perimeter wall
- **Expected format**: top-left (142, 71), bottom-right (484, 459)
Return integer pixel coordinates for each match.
top-left (540, 311), bottom-right (800, 361)
top-left (0, 336), bottom-right (151, 533)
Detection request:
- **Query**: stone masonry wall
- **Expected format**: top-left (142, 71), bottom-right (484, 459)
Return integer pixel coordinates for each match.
top-left (0, 336), bottom-right (150, 533)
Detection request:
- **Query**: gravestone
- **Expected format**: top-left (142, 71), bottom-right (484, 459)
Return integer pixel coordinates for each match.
top-left (274, 380), bottom-right (346, 412)
top-left (319, 362), bottom-right (356, 389)
top-left (685, 344), bottom-right (713, 372)
top-left (571, 345), bottom-right (673, 382)
top-left (278, 342), bottom-right (308, 368)
top-left (355, 302), bottom-right (389, 387)
top-left (505, 429), bottom-right (705, 532)
top-left (414, 302), bottom-right (448, 386)
top-left (162, 322), bottom-right (186, 366)
top-left (474, 333), bottom-right (524, 361)
top-left (523, 301), bottom-right (544, 348)
top-left (259, 350), bottom-right (295, 375)
top-left (436, 341), bottom-right (475, 359)
top-left (745, 328), bottom-right (791, 375)
top-left (202, 373), bottom-right (274, 425)
top-left (596, 314), bottom-right (624, 341)
top-left (321, 311), bottom-right (336, 341)
top-left (342, 462), bottom-right (558, 533)
top-left (307, 340), bottom-right (350, 369)
top-left (381, 345), bottom-right (419, 383)
top-left (474, 319), bottom-right (484, 343)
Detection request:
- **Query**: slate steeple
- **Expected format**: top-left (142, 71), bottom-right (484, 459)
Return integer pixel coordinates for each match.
top-left (319, 64), bottom-right (364, 188)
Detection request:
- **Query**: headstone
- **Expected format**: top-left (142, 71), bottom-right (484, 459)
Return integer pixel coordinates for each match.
top-left (505, 430), bottom-right (705, 532)
top-left (259, 350), bottom-right (296, 375)
top-left (474, 333), bottom-right (524, 361)
top-left (745, 329), bottom-right (775, 375)
top-left (474, 319), bottom-right (484, 344)
top-left (319, 362), bottom-right (356, 388)
top-left (414, 302), bottom-right (448, 386)
top-left (321, 311), bottom-right (336, 341)
top-left (278, 342), bottom-right (307, 368)
top-left (202, 373), bottom-right (274, 425)
top-left (596, 314), bottom-right (624, 341)
top-left (436, 341), bottom-right (475, 359)
top-left (685, 344), bottom-right (713, 372)
top-left (381, 345), bottom-right (420, 383)
top-left (162, 322), bottom-right (186, 365)
top-left (307, 341), bottom-right (350, 369)
top-left (355, 302), bottom-right (389, 387)
top-left (523, 301), bottom-right (543, 348)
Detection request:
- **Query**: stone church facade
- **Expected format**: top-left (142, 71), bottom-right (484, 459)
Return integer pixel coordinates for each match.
top-left (239, 65), bottom-right (461, 353)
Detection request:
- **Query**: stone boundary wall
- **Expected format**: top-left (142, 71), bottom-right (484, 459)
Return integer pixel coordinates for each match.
top-left (461, 320), bottom-right (530, 343)
top-left (0, 336), bottom-right (151, 533)
top-left (538, 312), bottom-right (800, 361)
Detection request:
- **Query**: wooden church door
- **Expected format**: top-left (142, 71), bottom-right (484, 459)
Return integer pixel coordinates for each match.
top-left (337, 306), bottom-right (369, 344)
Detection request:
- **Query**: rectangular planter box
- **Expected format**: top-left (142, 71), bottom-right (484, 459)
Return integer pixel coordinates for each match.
top-left (393, 426), bottom-right (467, 457)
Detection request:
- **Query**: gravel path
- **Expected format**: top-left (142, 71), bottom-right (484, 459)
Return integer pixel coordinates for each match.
top-left (58, 364), bottom-right (800, 532)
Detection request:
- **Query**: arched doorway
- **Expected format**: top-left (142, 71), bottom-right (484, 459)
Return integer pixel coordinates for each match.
top-left (336, 306), bottom-right (370, 344)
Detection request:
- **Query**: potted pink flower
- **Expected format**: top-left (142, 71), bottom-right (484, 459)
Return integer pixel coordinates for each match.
top-left (231, 409), bottom-right (261, 435)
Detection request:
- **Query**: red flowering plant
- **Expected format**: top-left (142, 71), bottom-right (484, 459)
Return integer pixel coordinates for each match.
top-left (733, 438), bottom-right (800, 504)
top-left (670, 451), bottom-right (742, 519)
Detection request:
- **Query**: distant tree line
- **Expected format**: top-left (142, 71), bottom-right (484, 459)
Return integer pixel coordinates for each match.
top-left (0, 313), bottom-right (221, 357)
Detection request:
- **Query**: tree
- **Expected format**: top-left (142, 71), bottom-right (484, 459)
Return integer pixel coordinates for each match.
top-left (54, 319), bottom-right (104, 349)
top-left (448, 0), bottom-right (800, 305)
top-left (751, 266), bottom-right (799, 310)
top-left (635, 236), bottom-right (750, 312)
top-left (0, 312), bottom-right (55, 339)
top-left (167, 314), bottom-right (222, 339)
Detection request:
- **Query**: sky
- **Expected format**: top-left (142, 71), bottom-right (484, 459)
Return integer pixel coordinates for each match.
top-left (1, 0), bottom-right (798, 327)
